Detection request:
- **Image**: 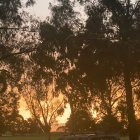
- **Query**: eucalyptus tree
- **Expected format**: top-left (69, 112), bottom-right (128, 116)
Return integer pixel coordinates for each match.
top-left (29, 1), bottom-right (140, 140)
top-left (0, 0), bottom-right (40, 134)
top-left (0, 0), bottom-right (37, 93)
top-left (19, 58), bottom-right (65, 136)
top-left (22, 81), bottom-right (64, 138)
top-left (66, 109), bottom-right (96, 133)
top-left (22, 80), bottom-right (64, 136)
top-left (29, 1), bottom-right (96, 134)
top-left (77, 0), bottom-right (140, 140)
top-left (31, 0), bottom-right (88, 123)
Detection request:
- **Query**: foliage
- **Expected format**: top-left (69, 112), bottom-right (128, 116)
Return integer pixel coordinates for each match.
top-left (26, 118), bottom-right (42, 134)
top-left (41, 1), bottom-right (140, 140)
top-left (97, 115), bottom-right (123, 134)
top-left (77, 1), bottom-right (140, 140)
top-left (66, 109), bottom-right (96, 133)
top-left (20, 65), bottom-right (65, 134)
top-left (1, 0), bottom-right (140, 139)
top-left (0, 88), bottom-right (20, 134)
top-left (0, 0), bottom-right (39, 135)
top-left (0, 0), bottom-right (22, 26)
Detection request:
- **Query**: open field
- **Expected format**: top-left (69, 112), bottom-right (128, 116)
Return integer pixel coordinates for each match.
top-left (0, 136), bottom-right (139, 140)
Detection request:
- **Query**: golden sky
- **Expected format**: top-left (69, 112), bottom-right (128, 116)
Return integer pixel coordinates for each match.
top-left (19, 97), bottom-right (31, 119)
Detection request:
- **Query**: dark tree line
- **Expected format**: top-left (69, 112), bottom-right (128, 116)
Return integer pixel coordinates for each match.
top-left (32, 0), bottom-right (140, 140)
top-left (0, 1), bottom-right (140, 140)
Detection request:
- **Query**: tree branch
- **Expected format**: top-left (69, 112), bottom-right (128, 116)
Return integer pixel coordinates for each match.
top-left (0, 46), bottom-right (38, 61)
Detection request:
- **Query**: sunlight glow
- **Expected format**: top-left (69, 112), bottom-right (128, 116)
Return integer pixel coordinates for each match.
top-left (19, 97), bottom-right (31, 120)
top-left (19, 96), bottom-right (71, 123)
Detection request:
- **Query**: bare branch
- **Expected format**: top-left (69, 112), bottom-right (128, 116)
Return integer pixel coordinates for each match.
top-left (49, 99), bottom-right (64, 125)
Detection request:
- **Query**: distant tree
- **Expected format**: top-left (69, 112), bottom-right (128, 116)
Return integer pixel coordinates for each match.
top-left (66, 109), bottom-right (96, 133)
top-left (20, 65), bottom-right (65, 136)
top-left (56, 126), bottom-right (66, 132)
top-left (27, 118), bottom-right (42, 134)
top-left (97, 115), bottom-right (123, 134)
top-left (10, 115), bottom-right (26, 135)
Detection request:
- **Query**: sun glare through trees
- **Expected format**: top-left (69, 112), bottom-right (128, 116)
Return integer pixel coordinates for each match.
top-left (0, 0), bottom-right (140, 140)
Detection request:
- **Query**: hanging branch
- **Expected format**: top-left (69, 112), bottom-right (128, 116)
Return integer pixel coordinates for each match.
top-left (0, 26), bottom-right (39, 32)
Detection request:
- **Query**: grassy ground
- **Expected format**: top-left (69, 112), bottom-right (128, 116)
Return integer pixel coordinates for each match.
top-left (0, 136), bottom-right (139, 140)
top-left (0, 136), bottom-right (58, 140)
top-left (120, 136), bottom-right (129, 140)
top-left (120, 136), bottom-right (140, 140)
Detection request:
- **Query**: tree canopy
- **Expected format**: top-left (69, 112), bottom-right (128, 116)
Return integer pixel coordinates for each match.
top-left (0, 1), bottom-right (140, 140)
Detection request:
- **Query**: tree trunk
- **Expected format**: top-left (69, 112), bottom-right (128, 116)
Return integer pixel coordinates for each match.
top-left (47, 131), bottom-right (51, 140)
top-left (69, 101), bottom-right (75, 134)
top-left (124, 69), bottom-right (138, 140)
top-left (123, 1), bottom-right (138, 140)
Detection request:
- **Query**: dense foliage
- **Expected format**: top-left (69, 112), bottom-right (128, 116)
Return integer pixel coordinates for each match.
top-left (0, 1), bottom-right (140, 140)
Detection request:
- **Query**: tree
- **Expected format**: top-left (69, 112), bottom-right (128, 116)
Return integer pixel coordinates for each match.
top-left (31, 0), bottom-right (87, 135)
top-left (20, 64), bottom-right (65, 136)
top-left (0, 0), bottom-right (43, 136)
top-left (0, 0), bottom-right (22, 26)
top-left (0, 87), bottom-right (21, 134)
top-left (91, 79), bottom-right (126, 123)
top-left (26, 118), bottom-right (42, 134)
top-left (97, 115), bottom-right (123, 134)
top-left (66, 109), bottom-right (96, 133)
top-left (77, 1), bottom-right (140, 140)
top-left (0, 0), bottom-right (35, 25)
top-left (136, 119), bottom-right (140, 135)
top-left (0, 0), bottom-right (37, 93)
top-left (25, 1), bottom-right (140, 140)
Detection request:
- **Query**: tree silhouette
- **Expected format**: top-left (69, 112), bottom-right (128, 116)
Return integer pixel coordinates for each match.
top-left (0, 0), bottom-right (37, 94)
top-left (20, 62), bottom-right (65, 136)
top-left (97, 115), bottom-right (123, 134)
top-left (0, 89), bottom-right (20, 134)
top-left (15, 1), bottom-right (140, 139)
top-left (31, 0), bottom-right (86, 134)
top-left (66, 109), bottom-right (96, 133)
top-left (78, 1), bottom-right (140, 140)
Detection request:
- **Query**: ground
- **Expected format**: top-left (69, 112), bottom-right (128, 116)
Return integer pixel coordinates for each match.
top-left (0, 136), bottom-right (58, 140)
top-left (0, 136), bottom-right (139, 140)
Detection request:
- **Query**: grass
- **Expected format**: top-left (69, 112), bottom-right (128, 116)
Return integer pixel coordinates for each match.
top-left (0, 136), bottom-right (58, 140)
top-left (0, 136), bottom-right (139, 140)
top-left (120, 136), bottom-right (129, 140)
top-left (120, 136), bottom-right (140, 140)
